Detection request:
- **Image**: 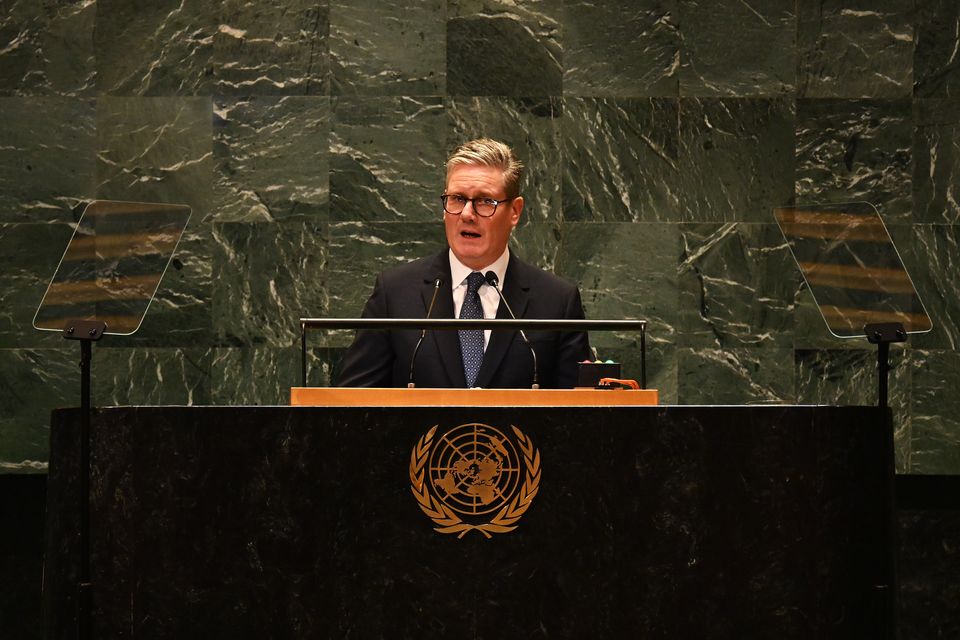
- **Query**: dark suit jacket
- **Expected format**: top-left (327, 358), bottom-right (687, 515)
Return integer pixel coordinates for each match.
top-left (335, 250), bottom-right (592, 388)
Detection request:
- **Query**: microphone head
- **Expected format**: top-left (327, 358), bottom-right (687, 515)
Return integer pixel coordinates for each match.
top-left (433, 277), bottom-right (442, 287)
top-left (483, 271), bottom-right (499, 287)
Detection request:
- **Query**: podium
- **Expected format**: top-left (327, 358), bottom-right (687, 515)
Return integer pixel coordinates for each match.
top-left (44, 400), bottom-right (894, 639)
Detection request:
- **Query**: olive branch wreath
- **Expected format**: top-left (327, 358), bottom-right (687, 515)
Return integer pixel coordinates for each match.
top-left (409, 424), bottom-right (541, 539)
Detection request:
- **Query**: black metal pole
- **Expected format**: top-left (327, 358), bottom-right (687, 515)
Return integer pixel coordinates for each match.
top-left (877, 341), bottom-right (890, 409)
top-left (79, 338), bottom-right (92, 640)
top-left (640, 324), bottom-right (647, 390)
top-left (301, 322), bottom-right (307, 388)
top-left (63, 319), bottom-right (104, 640)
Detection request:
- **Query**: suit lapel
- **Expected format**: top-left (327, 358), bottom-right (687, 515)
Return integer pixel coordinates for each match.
top-left (423, 251), bottom-right (466, 387)
top-left (474, 254), bottom-right (530, 388)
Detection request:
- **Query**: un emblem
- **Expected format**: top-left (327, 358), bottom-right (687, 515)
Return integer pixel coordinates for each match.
top-left (409, 423), bottom-right (541, 538)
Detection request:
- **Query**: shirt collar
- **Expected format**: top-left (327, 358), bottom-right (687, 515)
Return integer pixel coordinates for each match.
top-left (448, 247), bottom-right (510, 289)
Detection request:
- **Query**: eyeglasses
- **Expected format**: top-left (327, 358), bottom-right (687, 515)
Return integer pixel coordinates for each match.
top-left (441, 194), bottom-right (515, 218)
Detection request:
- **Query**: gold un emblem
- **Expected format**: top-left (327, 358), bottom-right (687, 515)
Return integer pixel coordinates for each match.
top-left (409, 423), bottom-right (541, 538)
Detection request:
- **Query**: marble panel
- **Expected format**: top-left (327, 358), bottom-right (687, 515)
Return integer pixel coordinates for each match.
top-left (508, 220), bottom-right (563, 273)
top-left (795, 99), bottom-right (912, 221)
top-left (562, 0), bottom-right (678, 97)
top-left (797, 0), bottom-right (913, 98)
top-left (677, 97), bottom-right (795, 222)
top-left (562, 97), bottom-right (680, 221)
top-left (95, 0), bottom-right (214, 96)
top-left (554, 222), bottom-right (679, 349)
top-left (0, 348), bottom-right (75, 471)
top-left (447, 96), bottom-right (562, 222)
top-left (95, 96), bottom-right (213, 214)
top-left (910, 350), bottom-right (960, 474)
top-left (908, 225), bottom-right (960, 351)
top-left (0, 97), bottom-right (95, 222)
top-left (330, 0), bottom-right (445, 96)
top-left (211, 221), bottom-right (327, 348)
top-left (913, 99), bottom-right (960, 224)
top-left (327, 221), bottom-right (445, 322)
top-left (795, 348), bottom-right (911, 471)
top-left (0, 0), bottom-right (95, 96)
top-left (677, 223), bottom-right (795, 348)
top-left (213, 96), bottom-right (330, 222)
top-left (447, 0), bottom-right (561, 96)
top-left (95, 97), bottom-right (214, 347)
top-left (330, 96), bottom-right (446, 222)
top-left (211, 346), bottom-right (342, 405)
top-left (0, 222), bottom-right (74, 349)
top-left (214, 0), bottom-right (330, 96)
top-left (914, 0), bottom-right (960, 99)
top-left (677, 346), bottom-right (795, 404)
top-left (677, 0), bottom-right (795, 97)
top-left (91, 347), bottom-right (213, 406)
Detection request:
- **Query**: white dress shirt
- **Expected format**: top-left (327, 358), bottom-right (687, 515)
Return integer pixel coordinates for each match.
top-left (449, 248), bottom-right (510, 349)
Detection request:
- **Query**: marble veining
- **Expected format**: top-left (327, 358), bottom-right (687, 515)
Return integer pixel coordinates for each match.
top-left (562, 97), bottom-right (681, 221)
top-left (0, 0), bottom-right (96, 97)
top-left (678, 223), bottom-right (795, 348)
top-left (563, 0), bottom-right (678, 97)
top-left (912, 99), bottom-right (960, 224)
top-left (914, 0), bottom-right (960, 99)
top-left (215, 1), bottom-right (330, 96)
top-left (330, 0), bottom-right (445, 96)
top-left (214, 96), bottom-right (331, 222)
top-left (796, 99), bottom-right (912, 221)
top-left (211, 221), bottom-right (328, 347)
top-left (797, 0), bottom-right (913, 98)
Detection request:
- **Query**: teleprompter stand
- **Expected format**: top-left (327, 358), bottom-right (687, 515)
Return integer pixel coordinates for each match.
top-left (775, 202), bottom-right (932, 409)
top-left (33, 200), bottom-right (192, 640)
top-left (61, 318), bottom-right (106, 640)
top-left (865, 322), bottom-right (908, 409)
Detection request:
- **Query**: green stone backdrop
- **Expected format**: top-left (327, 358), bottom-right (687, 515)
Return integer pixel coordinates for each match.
top-left (1, 0), bottom-right (959, 474)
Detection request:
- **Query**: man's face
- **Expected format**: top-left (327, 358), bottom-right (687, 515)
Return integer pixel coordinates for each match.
top-left (443, 164), bottom-right (523, 270)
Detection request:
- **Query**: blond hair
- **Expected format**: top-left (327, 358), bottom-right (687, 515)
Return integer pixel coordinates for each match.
top-left (446, 138), bottom-right (524, 198)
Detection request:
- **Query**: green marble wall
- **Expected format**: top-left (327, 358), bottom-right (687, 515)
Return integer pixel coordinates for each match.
top-left (1, 0), bottom-right (959, 474)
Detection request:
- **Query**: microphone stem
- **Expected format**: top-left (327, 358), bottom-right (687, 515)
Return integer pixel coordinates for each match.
top-left (485, 274), bottom-right (539, 389)
top-left (408, 278), bottom-right (442, 388)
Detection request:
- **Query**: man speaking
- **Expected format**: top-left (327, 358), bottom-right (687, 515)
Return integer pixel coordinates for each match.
top-left (335, 138), bottom-right (591, 389)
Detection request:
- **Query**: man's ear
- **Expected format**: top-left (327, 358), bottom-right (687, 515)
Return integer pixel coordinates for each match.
top-left (510, 196), bottom-right (524, 227)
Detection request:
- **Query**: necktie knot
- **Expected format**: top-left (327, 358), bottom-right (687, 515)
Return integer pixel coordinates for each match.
top-left (466, 271), bottom-right (485, 295)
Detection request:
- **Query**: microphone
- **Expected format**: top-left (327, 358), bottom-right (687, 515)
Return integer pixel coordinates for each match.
top-left (408, 277), bottom-right (443, 388)
top-left (484, 271), bottom-right (539, 389)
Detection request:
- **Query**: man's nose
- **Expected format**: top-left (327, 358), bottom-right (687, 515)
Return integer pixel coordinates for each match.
top-left (460, 200), bottom-right (478, 220)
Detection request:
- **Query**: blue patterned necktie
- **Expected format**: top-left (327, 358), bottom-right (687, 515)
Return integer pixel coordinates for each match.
top-left (459, 272), bottom-right (486, 387)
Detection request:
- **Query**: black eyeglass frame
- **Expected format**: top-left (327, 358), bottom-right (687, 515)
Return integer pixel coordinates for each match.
top-left (440, 194), bottom-right (517, 218)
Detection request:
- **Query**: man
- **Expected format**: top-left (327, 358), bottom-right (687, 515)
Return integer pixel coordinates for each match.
top-left (335, 138), bottom-right (591, 388)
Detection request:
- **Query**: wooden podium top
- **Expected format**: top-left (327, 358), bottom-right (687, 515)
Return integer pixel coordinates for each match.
top-left (290, 387), bottom-right (658, 407)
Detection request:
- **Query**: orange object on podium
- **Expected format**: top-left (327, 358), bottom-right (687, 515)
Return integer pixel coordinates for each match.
top-left (290, 387), bottom-right (658, 407)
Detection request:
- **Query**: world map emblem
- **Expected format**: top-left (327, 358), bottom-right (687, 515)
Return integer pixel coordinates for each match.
top-left (409, 423), bottom-right (541, 538)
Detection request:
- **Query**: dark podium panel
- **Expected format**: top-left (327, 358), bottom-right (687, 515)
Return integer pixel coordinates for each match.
top-left (45, 406), bottom-right (894, 639)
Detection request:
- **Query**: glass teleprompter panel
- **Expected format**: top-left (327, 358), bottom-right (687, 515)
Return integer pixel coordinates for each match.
top-left (33, 200), bottom-right (191, 336)
top-left (774, 202), bottom-right (931, 339)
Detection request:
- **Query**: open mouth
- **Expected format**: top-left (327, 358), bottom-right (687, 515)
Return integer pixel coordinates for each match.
top-left (460, 230), bottom-right (481, 239)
